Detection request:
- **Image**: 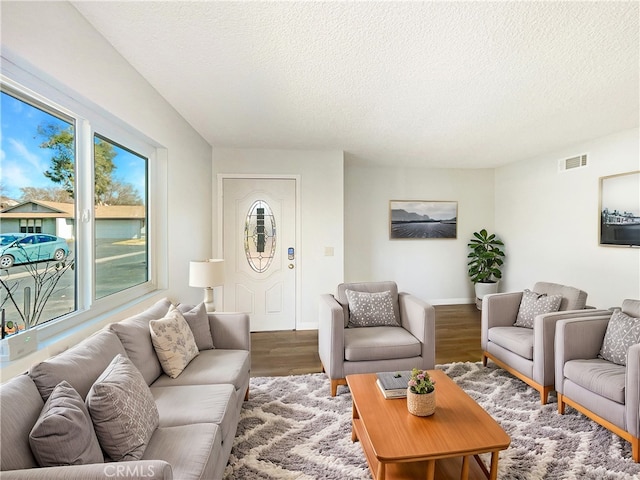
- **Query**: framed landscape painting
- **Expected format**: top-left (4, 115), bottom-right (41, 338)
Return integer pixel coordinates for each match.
top-left (599, 171), bottom-right (640, 247)
top-left (389, 201), bottom-right (457, 239)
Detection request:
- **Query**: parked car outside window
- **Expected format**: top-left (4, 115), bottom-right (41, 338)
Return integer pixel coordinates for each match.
top-left (0, 233), bottom-right (69, 269)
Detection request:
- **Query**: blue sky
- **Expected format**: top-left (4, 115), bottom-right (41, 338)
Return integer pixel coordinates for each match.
top-left (1, 91), bottom-right (145, 201)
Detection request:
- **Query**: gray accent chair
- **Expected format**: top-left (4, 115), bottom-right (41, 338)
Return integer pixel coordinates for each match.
top-left (555, 299), bottom-right (640, 462)
top-left (318, 281), bottom-right (435, 396)
top-left (481, 281), bottom-right (606, 404)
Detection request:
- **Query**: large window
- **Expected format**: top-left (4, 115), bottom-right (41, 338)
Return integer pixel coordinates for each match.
top-left (0, 83), bottom-right (156, 335)
top-left (93, 135), bottom-right (148, 299)
top-left (0, 91), bottom-right (77, 328)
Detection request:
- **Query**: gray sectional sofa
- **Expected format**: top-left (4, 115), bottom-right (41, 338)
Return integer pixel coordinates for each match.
top-left (0, 298), bottom-right (251, 480)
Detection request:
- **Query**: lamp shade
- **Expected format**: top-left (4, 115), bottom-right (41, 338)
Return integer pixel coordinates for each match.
top-left (189, 259), bottom-right (225, 288)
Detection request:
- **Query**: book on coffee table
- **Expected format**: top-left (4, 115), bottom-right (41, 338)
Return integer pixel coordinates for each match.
top-left (376, 371), bottom-right (411, 399)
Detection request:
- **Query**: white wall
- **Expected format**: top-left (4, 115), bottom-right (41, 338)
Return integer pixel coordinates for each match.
top-left (344, 164), bottom-right (495, 303)
top-left (495, 128), bottom-right (640, 308)
top-left (1, 2), bottom-right (212, 378)
top-left (212, 148), bottom-right (344, 329)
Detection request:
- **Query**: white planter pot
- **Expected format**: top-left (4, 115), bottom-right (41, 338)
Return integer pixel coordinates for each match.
top-left (474, 282), bottom-right (500, 300)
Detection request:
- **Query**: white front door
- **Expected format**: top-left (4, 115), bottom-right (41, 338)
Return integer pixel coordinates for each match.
top-left (222, 177), bottom-right (297, 331)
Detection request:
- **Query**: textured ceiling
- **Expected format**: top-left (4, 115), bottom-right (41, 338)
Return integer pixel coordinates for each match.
top-left (71, 1), bottom-right (639, 168)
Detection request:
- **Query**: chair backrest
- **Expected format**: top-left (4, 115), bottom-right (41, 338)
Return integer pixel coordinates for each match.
top-left (622, 299), bottom-right (640, 318)
top-left (533, 282), bottom-right (587, 311)
top-left (335, 281), bottom-right (400, 328)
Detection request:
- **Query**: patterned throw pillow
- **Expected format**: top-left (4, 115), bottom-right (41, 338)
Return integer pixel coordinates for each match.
top-left (149, 307), bottom-right (199, 378)
top-left (86, 355), bottom-right (159, 461)
top-left (345, 289), bottom-right (399, 328)
top-left (514, 289), bottom-right (563, 328)
top-left (29, 381), bottom-right (103, 467)
top-left (599, 310), bottom-right (640, 366)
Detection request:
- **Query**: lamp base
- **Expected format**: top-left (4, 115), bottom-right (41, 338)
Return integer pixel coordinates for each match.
top-left (203, 287), bottom-right (216, 313)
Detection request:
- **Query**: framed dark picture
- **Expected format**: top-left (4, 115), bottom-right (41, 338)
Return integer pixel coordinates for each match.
top-left (599, 171), bottom-right (640, 247)
top-left (389, 200), bottom-right (457, 239)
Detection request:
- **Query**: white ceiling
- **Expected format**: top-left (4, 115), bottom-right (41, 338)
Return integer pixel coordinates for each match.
top-left (71, 1), bottom-right (639, 168)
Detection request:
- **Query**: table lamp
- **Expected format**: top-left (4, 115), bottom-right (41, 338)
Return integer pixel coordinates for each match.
top-left (189, 259), bottom-right (225, 312)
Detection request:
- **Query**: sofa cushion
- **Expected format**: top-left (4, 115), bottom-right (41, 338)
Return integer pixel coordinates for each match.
top-left (151, 349), bottom-right (250, 392)
top-left (599, 310), bottom-right (640, 366)
top-left (86, 354), bottom-right (159, 461)
top-left (514, 289), bottom-right (562, 328)
top-left (488, 326), bottom-right (534, 360)
top-left (564, 358), bottom-right (626, 404)
top-left (345, 289), bottom-right (400, 328)
top-left (29, 329), bottom-right (126, 402)
top-left (109, 298), bottom-right (171, 385)
top-left (151, 384), bottom-right (236, 439)
top-left (177, 302), bottom-right (214, 350)
top-left (29, 381), bottom-right (103, 467)
top-left (0, 375), bottom-right (44, 470)
top-left (344, 326), bottom-right (420, 361)
top-left (142, 424), bottom-right (220, 480)
top-left (150, 307), bottom-right (199, 378)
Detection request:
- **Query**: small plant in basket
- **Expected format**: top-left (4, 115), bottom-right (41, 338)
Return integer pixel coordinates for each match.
top-left (408, 368), bottom-right (435, 394)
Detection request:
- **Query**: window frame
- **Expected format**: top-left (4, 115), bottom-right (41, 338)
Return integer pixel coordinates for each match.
top-left (1, 59), bottom-right (167, 343)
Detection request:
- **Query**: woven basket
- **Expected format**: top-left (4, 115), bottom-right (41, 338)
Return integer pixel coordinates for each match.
top-left (406, 388), bottom-right (436, 416)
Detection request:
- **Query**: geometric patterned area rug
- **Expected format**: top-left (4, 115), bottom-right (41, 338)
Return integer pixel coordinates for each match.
top-left (223, 362), bottom-right (640, 479)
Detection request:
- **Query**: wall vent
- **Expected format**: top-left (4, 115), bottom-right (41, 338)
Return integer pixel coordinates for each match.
top-left (558, 154), bottom-right (587, 172)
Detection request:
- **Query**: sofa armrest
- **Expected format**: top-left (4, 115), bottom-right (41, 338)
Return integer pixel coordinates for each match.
top-left (398, 293), bottom-right (435, 369)
top-left (0, 461), bottom-right (173, 480)
top-left (208, 312), bottom-right (250, 351)
top-left (533, 309), bottom-right (612, 385)
top-left (554, 315), bottom-right (612, 394)
top-left (481, 291), bottom-right (523, 349)
top-left (318, 294), bottom-right (346, 380)
top-left (626, 343), bottom-right (640, 438)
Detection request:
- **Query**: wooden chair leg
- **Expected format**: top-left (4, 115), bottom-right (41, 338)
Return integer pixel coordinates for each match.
top-left (632, 437), bottom-right (639, 463)
top-left (244, 387), bottom-right (249, 401)
top-left (330, 378), bottom-right (347, 397)
top-left (540, 385), bottom-right (553, 405)
top-left (482, 353), bottom-right (488, 367)
top-left (557, 394), bottom-right (565, 414)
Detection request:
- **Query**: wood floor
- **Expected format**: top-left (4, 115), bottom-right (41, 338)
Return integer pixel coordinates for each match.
top-left (250, 303), bottom-right (482, 377)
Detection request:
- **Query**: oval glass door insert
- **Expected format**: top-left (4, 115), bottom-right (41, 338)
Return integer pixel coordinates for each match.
top-left (244, 200), bottom-right (276, 273)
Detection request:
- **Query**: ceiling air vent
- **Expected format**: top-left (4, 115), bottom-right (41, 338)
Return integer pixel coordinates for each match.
top-left (558, 154), bottom-right (588, 172)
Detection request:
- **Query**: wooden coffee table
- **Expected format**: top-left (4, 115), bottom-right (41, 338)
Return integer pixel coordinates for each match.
top-left (346, 371), bottom-right (510, 480)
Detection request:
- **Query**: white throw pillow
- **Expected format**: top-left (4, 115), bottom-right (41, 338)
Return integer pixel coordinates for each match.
top-left (345, 289), bottom-right (400, 328)
top-left (149, 307), bottom-right (199, 378)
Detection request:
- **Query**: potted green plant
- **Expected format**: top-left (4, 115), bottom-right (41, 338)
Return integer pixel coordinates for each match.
top-left (467, 229), bottom-right (505, 305)
top-left (406, 368), bottom-right (436, 416)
